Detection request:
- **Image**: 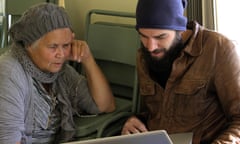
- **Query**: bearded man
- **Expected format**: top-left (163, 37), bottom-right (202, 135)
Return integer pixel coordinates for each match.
top-left (121, 0), bottom-right (240, 143)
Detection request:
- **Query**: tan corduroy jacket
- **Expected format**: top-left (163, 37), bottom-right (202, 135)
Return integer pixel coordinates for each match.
top-left (137, 21), bottom-right (240, 144)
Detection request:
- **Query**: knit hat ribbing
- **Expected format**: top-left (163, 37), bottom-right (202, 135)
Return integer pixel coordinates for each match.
top-left (136, 0), bottom-right (188, 31)
top-left (9, 3), bottom-right (72, 47)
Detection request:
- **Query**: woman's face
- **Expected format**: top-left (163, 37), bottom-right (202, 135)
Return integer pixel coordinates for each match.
top-left (27, 28), bottom-right (74, 73)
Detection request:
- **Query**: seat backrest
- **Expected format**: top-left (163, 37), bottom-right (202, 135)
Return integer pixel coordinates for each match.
top-left (85, 9), bottom-right (140, 112)
top-left (1, 0), bottom-right (55, 47)
top-left (0, 15), bottom-right (6, 48)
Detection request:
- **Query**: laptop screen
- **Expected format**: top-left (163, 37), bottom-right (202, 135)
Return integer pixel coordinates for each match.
top-left (62, 130), bottom-right (173, 144)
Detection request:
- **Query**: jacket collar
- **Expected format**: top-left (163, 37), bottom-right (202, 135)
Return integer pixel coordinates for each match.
top-left (183, 21), bottom-right (203, 57)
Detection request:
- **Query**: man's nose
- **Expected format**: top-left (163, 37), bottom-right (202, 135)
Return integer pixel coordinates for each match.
top-left (146, 39), bottom-right (158, 52)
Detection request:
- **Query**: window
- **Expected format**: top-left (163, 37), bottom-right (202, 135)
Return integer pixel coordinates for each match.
top-left (215, 1), bottom-right (240, 54)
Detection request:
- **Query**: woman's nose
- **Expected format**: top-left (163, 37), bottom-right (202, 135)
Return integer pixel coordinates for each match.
top-left (56, 47), bottom-right (65, 58)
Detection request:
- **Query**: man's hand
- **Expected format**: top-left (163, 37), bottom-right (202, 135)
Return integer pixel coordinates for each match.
top-left (121, 116), bottom-right (148, 135)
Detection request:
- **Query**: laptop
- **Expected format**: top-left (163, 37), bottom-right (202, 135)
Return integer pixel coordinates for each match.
top-left (169, 132), bottom-right (193, 144)
top-left (62, 130), bottom-right (173, 144)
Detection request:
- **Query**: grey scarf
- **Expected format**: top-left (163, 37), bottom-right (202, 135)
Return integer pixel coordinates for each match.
top-left (11, 44), bottom-right (76, 142)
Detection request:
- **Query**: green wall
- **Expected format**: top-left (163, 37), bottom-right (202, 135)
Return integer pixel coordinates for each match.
top-left (65, 0), bottom-right (138, 39)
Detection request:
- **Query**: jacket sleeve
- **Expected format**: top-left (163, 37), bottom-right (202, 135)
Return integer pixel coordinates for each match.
top-left (212, 38), bottom-right (240, 143)
top-left (0, 59), bottom-right (27, 143)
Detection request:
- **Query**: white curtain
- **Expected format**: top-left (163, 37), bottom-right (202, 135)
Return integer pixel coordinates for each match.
top-left (202, 0), bottom-right (216, 30)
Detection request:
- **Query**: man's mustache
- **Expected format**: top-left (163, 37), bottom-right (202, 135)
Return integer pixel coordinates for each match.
top-left (151, 48), bottom-right (166, 54)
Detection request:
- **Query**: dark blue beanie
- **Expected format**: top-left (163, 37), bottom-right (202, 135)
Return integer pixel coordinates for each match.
top-left (136, 0), bottom-right (188, 31)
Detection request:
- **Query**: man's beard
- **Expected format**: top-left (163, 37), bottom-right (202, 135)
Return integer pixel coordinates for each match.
top-left (142, 32), bottom-right (184, 76)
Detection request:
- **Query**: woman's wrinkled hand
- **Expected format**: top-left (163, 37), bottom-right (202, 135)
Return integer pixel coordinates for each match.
top-left (69, 40), bottom-right (93, 64)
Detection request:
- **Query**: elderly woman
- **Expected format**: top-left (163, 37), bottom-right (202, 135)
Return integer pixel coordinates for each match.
top-left (0, 3), bottom-right (115, 144)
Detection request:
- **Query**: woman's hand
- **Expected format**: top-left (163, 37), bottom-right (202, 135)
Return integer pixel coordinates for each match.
top-left (69, 40), bottom-right (93, 64)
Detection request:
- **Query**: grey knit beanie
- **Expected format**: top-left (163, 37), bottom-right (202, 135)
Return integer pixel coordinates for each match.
top-left (9, 2), bottom-right (72, 47)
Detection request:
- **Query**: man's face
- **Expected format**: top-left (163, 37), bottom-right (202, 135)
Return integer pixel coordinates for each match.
top-left (27, 28), bottom-right (74, 73)
top-left (138, 28), bottom-right (181, 61)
